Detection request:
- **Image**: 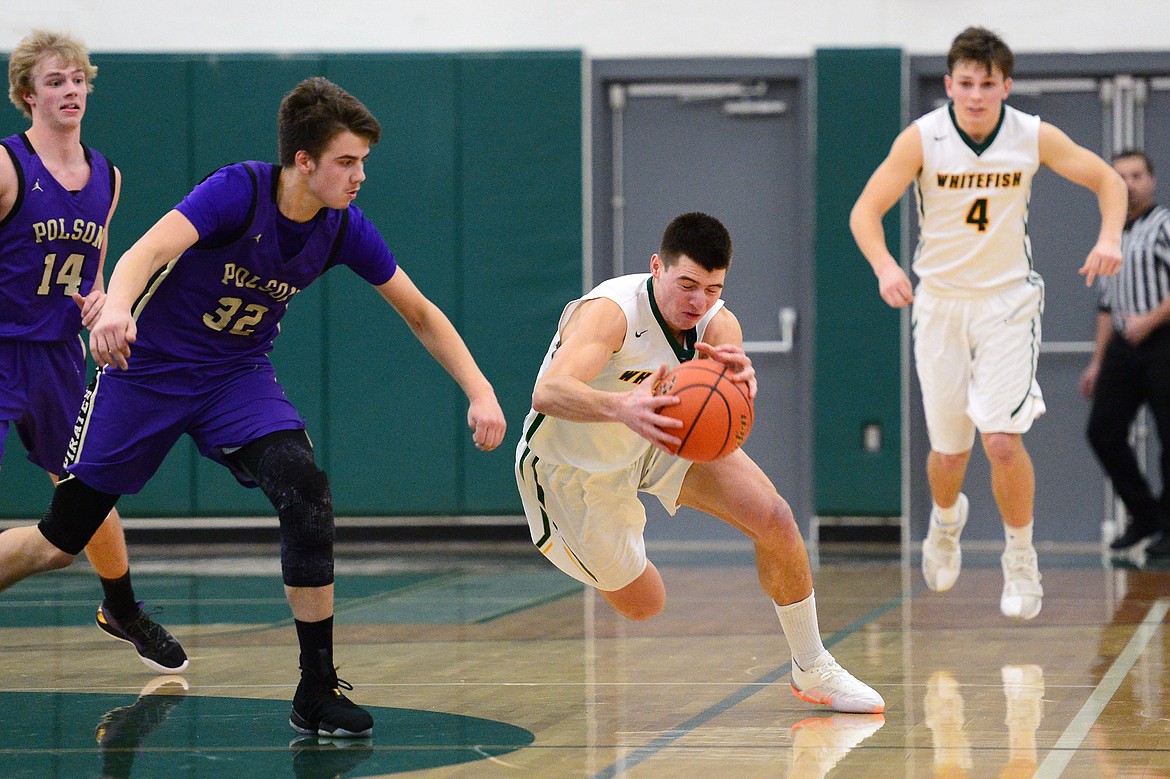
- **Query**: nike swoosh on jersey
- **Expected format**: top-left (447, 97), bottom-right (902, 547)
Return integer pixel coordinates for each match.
top-left (635, 329), bottom-right (648, 337)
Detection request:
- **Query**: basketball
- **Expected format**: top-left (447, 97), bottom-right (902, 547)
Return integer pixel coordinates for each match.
top-left (654, 359), bottom-right (754, 461)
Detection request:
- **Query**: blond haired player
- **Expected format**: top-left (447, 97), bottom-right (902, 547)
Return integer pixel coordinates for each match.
top-left (2, 30), bottom-right (186, 671)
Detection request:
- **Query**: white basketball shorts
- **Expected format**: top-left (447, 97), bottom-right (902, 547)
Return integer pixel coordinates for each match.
top-left (515, 442), bottom-right (691, 591)
top-left (912, 278), bottom-right (1046, 454)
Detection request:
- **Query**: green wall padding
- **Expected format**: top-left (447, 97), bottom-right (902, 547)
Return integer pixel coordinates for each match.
top-left (458, 53), bottom-right (583, 512)
top-left (813, 48), bottom-right (903, 516)
top-left (318, 54), bottom-right (465, 515)
top-left (0, 50), bottom-right (582, 518)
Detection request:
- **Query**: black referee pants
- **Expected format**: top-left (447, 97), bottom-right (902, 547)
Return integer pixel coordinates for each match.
top-left (1086, 325), bottom-right (1170, 531)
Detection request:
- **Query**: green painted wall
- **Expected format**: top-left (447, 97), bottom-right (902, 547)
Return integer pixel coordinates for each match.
top-left (0, 51), bottom-right (582, 518)
top-left (813, 48), bottom-right (903, 516)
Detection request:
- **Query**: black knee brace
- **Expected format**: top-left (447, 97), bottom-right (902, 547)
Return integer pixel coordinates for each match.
top-left (231, 430), bottom-right (335, 587)
top-left (37, 476), bottom-right (120, 556)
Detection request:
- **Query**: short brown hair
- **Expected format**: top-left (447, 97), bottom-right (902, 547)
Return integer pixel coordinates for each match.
top-left (947, 26), bottom-right (1014, 80)
top-left (8, 30), bottom-right (97, 119)
top-left (277, 77), bottom-right (382, 167)
top-left (659, 212), bottom-right (733, 271)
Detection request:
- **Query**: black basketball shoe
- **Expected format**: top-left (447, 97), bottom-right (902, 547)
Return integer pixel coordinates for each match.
top-left (290, 649), bottom-right (374, 738)
top-left (97, 601), bottom-right (189, 673)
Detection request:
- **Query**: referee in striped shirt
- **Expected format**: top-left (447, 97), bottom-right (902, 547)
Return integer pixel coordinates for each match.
top-left (1081, 149), bottom-right (1170, 556)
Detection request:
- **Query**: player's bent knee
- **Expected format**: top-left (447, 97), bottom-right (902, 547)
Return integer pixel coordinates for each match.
top-left (749, 493), bottom-right (798, 547)
top-left (773, 493), bottom-right (796, 526)
top-left (36, 542), bottom-right (76, 572)
top-left (36, 477), bottom-right (120, 558)
top-left (621, 603), bottom-right (662, 621)
top-left (982, 433), bottom-right (1023, 463)
top-left (10, 527), bottom-right (78, 573)
top-left (601, 563), bottom-right (666, 620)
top-left (272, 468), bottom-right (336, 588)
top-left (602, 590), bottom-right (664, 621)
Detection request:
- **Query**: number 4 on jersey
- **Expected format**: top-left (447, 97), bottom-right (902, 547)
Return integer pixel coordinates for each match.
top-left (966, 197), bottom-right (989, 232)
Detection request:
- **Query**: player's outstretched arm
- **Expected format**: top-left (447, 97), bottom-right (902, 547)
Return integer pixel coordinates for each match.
top-left (375, 269), bottom-right (505, 451)
top-left (850, 125), bottom-right (923, 308)
top-left (531, 298), bottom-right (682, 453)
top-left (91, 210), bottom-right (200, 370)
top-left (1039, 122), bottom-right (1126, 286)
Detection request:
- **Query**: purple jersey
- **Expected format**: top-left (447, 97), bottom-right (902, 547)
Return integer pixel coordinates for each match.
top-left (0, 133), bottom-right (113, 341)
top-left (130, 162), bottom-right (397, 364)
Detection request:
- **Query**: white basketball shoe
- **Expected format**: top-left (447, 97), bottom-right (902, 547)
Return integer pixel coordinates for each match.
top-left (922, 493), bottom-right (968, 592)
top-left (1000, 546), bottom-right (1043, 620)
top-left (790, 652), bottom-right (885, 714)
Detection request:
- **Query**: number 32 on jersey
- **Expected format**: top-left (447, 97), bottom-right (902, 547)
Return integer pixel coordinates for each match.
top-left (202, 296), bottom-right (269, 336)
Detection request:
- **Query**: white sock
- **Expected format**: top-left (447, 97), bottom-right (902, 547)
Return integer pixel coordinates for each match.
top-left (1005, 520), bottom-right (1034, 550)
top-left (934, 499), bottom-right (963, 525)
top-left (775, 591), bottom-right (827, 671)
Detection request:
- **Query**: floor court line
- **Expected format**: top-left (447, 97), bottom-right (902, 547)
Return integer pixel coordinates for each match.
top-left (1034, 596), bottom-right (1170, 779)
top-left (588, 591), bottom-right (908, 779)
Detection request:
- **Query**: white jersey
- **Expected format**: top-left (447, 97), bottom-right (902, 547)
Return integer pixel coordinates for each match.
top-left (912, 103), bottom-right (1041, 295)
top-left (518, 273), bottom-right (724, 471)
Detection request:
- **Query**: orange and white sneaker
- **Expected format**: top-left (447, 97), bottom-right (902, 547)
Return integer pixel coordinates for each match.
top-left (790, 653), bottom-right (885, 714)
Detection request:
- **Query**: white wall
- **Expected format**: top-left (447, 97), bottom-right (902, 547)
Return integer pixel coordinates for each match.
top-left (5, 1), bottom-right (1169, 56)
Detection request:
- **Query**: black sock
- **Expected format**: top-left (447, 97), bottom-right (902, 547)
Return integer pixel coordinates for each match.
top-left (100, 571), bottom-right (139, 620)
top-left (295, 616), bottom-right (334, 679)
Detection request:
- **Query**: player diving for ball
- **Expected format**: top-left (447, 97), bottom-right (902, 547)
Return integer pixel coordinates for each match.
top-left (515, 212), bottom-right (883, 713)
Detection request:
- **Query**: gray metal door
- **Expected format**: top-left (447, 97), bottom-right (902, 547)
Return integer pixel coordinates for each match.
top-left (910, 76), bottom-right (1128, 545)
top-left (595, 71), bottom-right (812, 542)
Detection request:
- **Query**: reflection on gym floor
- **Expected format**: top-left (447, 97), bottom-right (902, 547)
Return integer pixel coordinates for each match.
top-left (1, 542), bottom-right (1168, 777)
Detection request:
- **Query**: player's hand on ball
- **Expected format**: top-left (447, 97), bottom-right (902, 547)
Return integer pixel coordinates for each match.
top-left (695, 342), bottom-right (756, 400)
top-left (468, 393), bottom-right (507, 451)
top-left (654, 359), bottom-right (754, 461)
top-left (618, 363), bottom-right (682, 454)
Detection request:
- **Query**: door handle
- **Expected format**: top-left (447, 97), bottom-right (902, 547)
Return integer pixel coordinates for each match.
top-left (743, 307), bottom-right (797, 354)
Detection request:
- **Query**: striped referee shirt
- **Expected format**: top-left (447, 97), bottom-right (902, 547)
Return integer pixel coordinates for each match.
top-left (1099, 203), bottom-right (1170, 332)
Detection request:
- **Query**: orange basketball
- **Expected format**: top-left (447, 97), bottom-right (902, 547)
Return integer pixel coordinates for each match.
top-left (655, 359), bottom-right (754, 461)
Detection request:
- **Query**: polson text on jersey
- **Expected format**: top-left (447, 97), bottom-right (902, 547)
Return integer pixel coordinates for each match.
top-left (219, 262), bottom-right (300, 303)
top-left (32, 218), bottom-right (105, 248)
